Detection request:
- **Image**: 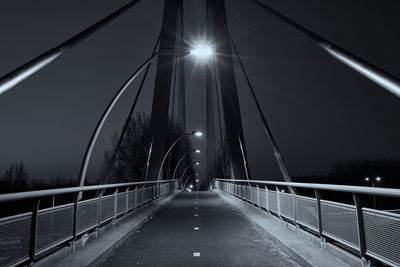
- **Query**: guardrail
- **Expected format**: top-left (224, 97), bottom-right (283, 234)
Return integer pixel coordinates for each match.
top-left (0, 180), bottom-right (180, 267)
top-left (211, 179), bottom-right (400, 267)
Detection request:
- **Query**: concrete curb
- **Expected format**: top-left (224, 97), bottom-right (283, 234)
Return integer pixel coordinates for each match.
top-left (215, 189), bottom-right (365, 267)
top-left (34, 191), bottom-right (180, 267)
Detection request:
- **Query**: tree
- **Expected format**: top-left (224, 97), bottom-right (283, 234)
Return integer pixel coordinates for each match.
top-left (100, 112), bottom-right (191, 184)
top-left (2, 162), bottom-right (29, 191)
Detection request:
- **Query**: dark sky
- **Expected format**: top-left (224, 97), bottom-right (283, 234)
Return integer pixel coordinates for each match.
top-left (1, 0), bottom-right (400, 184)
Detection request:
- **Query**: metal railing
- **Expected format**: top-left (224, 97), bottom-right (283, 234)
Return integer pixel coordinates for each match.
top-left (211, 179), bottom-right (400, 267)
top-left (0, 179), bottom-right (179, 267)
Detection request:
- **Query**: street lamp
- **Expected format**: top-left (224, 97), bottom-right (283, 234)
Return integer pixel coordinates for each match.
top-left (190, 43), bottom-right (213, 60)
top-left (179, 162), bottom-right (199, 184)
top-left (157, 132), bottom-right (202, 181)
top-left (364, 176), bottom-right (382, 209)
top-left (172, 149), bottom-right (200, 180)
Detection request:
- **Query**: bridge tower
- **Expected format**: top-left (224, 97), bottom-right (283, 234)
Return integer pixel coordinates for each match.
top-left (145, 0), bottom-right (184, 180)
top-left (206, 0), bottom-right (251, 180)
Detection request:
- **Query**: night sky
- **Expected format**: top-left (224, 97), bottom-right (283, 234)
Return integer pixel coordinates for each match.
top-left (1, 0), bottom-right (400, 184)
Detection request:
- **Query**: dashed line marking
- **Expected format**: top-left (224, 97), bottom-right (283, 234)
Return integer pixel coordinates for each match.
top-left (194, 214), bottom-right (198, 217)
top-left (194, 227), bottom-right (199, 230)
top-left (193, 252), bottom-right (200, 257)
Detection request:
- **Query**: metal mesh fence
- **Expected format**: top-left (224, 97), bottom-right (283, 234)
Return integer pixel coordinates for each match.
top-left (295, 195), bottom-right (318, 231)
top-left (279, 192), bottom-right (294, 220)
top-left (0, 181), bottom-right (177, 266)
top-left (100, 195), bottom-right (114, 223)
top-left (77, 199), bottom-right (98, 234)
top-left (363, 208), bottom-right (400, 266)
top-left (117, 192), bottom-right (126, 215)
top-left (321, 200), bottom-right (359, 249)
top-left (259, 188), bottom-right (266, 209)
top-left (0, 213), bottom-right (31, 267)
top-left (137, 189), bottom-right (143, 206)
top-left (36, 204), bottom-right (73, 252)
top-left (268, 190), bottom-right (278, 213)
top-left (251, 187), bottom-right (258, 204)
top-left (128, 190), bottom-right (136, 210)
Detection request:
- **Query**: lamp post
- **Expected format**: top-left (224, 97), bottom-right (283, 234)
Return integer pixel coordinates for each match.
top-left (183, 173), bottom-right (198, 190)
top-left (157, 132), bottom-right (202, 181)
top-left (76, 43), bottom-right (214, 197)
top-left (364, 176), bottom-right (381, 209)
top-left (172, 149), bottom-right (200, 180)
top-left (179, 163), bottom-right (199, 185)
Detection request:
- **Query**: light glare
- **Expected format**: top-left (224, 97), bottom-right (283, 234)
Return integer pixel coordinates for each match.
top-left (190, 44), bottom-right (213, 59)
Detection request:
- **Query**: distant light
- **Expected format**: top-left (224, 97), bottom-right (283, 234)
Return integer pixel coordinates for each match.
top-left (376, 176), bottom-right (381, 182)
top-left (364, 177), bottom-right (370, 182)
top-left (194, 149), bottom-right (201, 153)
top-left (189, 184), bottom-right (193, 189)
top-left (281, 189), bottom-right (285, 193)
top-left (195, 162), bottom-right (200, 165)
top-left (193, 131), bottom-right (203, 137)
top-left (190, 44), bottom-right (213, 59)
top-left (196, 179), bottom-right (199, 183)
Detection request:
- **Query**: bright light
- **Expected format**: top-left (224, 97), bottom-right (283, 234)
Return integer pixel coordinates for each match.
top-left (190, 44), bottom-right (213, 59)
top-left (196, 179), bottom-right (199, 183)
top-left (195, 162), bottom-right (200, 165)
top-left (365, 177), bottom-right (370, 182)
top-left (194, 149), bottom-right (201, 153)
top-left (189, 184), bottom-right (193, 189)
top-left (376, 176), bottom-right (381, 182)
top-left (193, 131), bottom-right (203, 137)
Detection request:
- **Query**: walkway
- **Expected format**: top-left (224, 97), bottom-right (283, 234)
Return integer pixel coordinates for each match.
top-left (100, 191), bottom-right (300, 266)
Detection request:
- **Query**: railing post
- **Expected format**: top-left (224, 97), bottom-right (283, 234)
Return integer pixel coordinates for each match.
top-left (353, 193), bottom-right (367, 259)
top-left (265, 186), bottom-right (269, 212)
top-left (125, 188), bottom-right (129, 215)
top-left (113, 188), bottom-right (118, 222)
top-left (134, 187), bottom-right (137, 210)
top-left (256, 185), bottom-right (260, 208)
top-left (292, 191), bottom-right (296, 222)
top-left (276, 187), bottom-right (281, 218)
top-left (314, 189), bottom-right (323, 236)
top-left (72, 193), bottom-right (79, 241)
top-left (250, 184), bottom-right (253, 204)
top-left (29, 199), bottom-right (40, 262)
top-left (97, 192), bottom-right (103, 228)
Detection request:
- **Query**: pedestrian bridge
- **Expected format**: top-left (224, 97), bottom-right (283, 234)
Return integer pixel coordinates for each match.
top-left (1, 179), bottom-right (399, 267)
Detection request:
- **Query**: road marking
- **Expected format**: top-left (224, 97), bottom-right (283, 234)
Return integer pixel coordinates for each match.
top-left (194, 227), bottom-right (199, 230)
top-left (195, 207), bottom-right (198, 209)
top-left (193, 252), bottom-right (200, 257)
top-left (194, 214), bottom-right (198, 217)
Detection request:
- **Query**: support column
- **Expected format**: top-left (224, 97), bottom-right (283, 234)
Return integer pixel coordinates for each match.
top-left (206, 0), bottom-right (250, 179)
top-left (146, 0), bottom-right (180, 180)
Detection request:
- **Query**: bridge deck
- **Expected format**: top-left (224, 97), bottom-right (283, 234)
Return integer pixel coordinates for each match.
top-left (100, 191), bottom-right (300, 266)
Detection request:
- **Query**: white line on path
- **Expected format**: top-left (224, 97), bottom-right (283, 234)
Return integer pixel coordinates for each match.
top-left (194, 227), bottom-right (199, 230)
top-left (193, 252), bottom-right (200, 257)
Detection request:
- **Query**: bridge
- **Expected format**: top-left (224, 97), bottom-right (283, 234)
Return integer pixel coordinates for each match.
top-left (1, 0), bottom-right (400, 266)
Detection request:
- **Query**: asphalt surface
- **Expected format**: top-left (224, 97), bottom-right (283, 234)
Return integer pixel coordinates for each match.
top-left (100, 191), bottom-right (301, 266)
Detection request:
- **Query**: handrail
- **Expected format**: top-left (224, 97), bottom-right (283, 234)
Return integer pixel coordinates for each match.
top-left (0, 179), bottom-right (179, 203)
top-left (211, 178), bottom-right (400, 198)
